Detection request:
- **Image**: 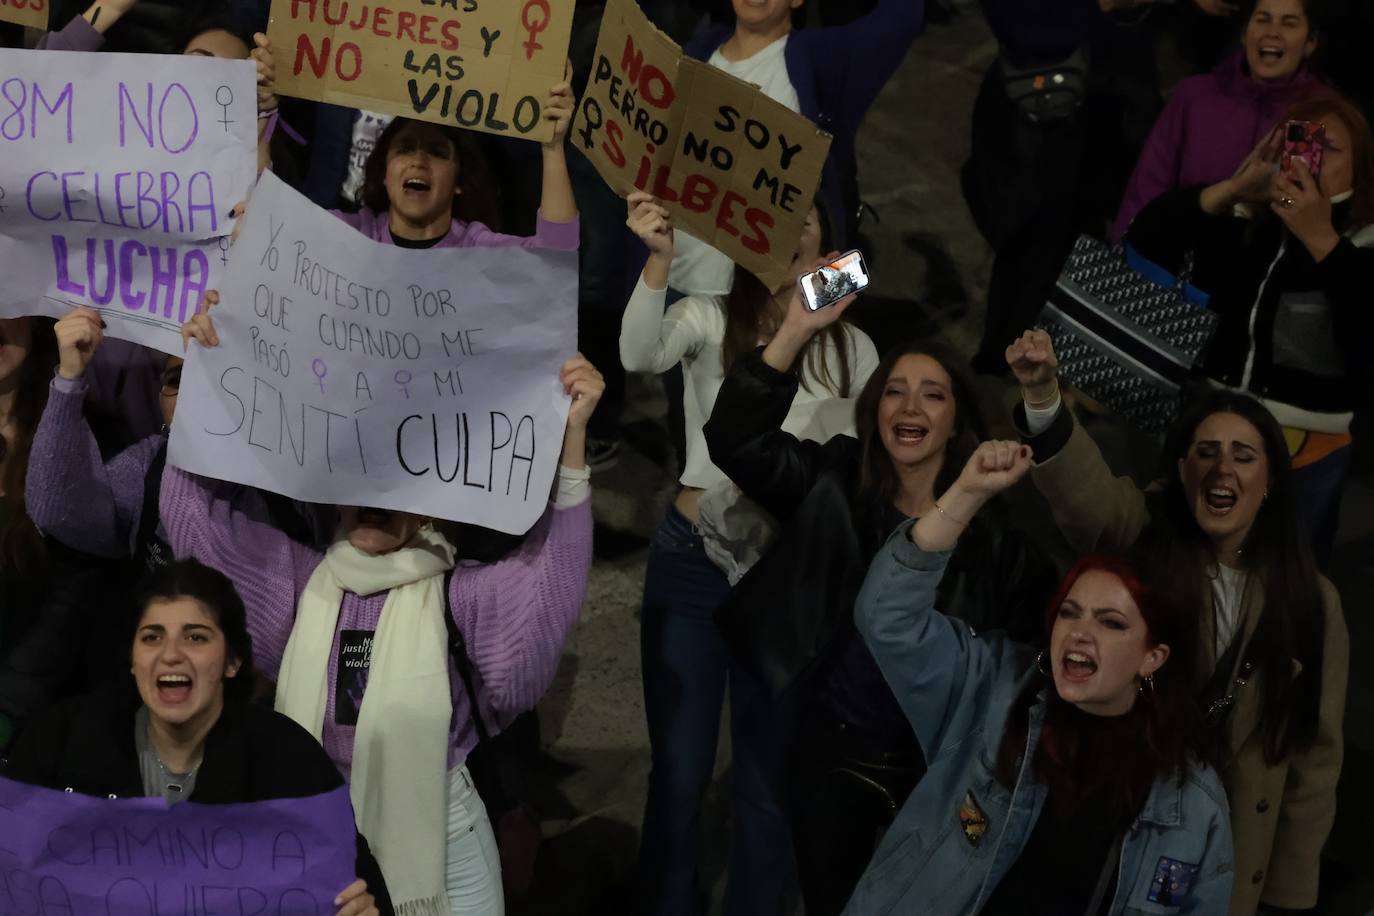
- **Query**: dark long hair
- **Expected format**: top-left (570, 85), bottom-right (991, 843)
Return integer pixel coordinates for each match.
top-left (1283, 94), bottom-right (1374, 231)
top-left (1, 317), bottom-right (56, 575)
top-left (1146, 391), bottom-right (1326, 763)
top-left (852, 339), bottom-right (984, 509)
top-left (132, 559), bottom-right (257, 704)
top-left (359, 118), bottom-right (502, 231)
top-left (997, 554), bottom-right (1204, 824)
top-left (720, 199), bottom-right (854, 398)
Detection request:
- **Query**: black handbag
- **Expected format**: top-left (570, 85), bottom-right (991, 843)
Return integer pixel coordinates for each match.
top-left (1036, 235), bottom-right (1220, 433)
top-left (999, 48), bottom-right (1089, 124)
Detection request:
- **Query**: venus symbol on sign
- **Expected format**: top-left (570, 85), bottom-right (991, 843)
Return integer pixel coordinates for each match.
top-left (521, 0), bottom-right (550, 60)
top-left (216, 86), bottom-right (234, 132)
top-left (218, 236), bottom-right (231, 266)
top-left (395, 369), bottom-right (413, 399)
top-left (312, 358), bottom-right (328, 394)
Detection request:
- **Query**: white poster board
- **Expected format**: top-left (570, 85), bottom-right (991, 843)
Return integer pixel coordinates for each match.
top-left (169, 172), bottom-right (577, 535)
top-left (0, 48), bottom-right (257, 354)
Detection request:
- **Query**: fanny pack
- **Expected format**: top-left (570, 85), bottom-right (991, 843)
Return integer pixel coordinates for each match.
top-left (999, 48), bottom-right (1088, 123)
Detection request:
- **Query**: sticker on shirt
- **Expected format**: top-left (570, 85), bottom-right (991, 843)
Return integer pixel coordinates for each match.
top-left (335, 630), bottom-right (374, 726)
top-left (1148, 856), bottom-right (1200, 906)
top-left (958, 790), bottom-right (989, 847)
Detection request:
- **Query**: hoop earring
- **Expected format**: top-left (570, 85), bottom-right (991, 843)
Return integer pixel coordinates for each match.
top-left (1036, 650), bottom-right (1052, 678)
top-left (1137, 674), bottom-right (1156, 696)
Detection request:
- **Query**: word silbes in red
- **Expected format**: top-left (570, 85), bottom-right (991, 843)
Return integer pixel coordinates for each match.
top-left (577, 34), bottom-right (812, 256)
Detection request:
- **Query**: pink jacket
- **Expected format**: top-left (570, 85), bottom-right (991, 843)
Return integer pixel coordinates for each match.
top-left (1112, 50), bottom-right (1331, 241)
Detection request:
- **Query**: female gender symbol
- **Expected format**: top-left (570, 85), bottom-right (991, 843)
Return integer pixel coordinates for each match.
top-left (394, 369), bottom-right (413, 399)
top-left (215, 85), bottom-right (235, 132)
top-left (217, 235), bottom-right (231, 266)
top-left (312, 358), bottom-right (328, 394)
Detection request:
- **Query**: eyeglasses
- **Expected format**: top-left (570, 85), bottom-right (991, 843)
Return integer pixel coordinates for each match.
top-left (160, 366), bottom-right (182, 397)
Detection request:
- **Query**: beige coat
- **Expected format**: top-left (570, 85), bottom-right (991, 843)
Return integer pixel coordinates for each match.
top-left (1031, 416), bottom-right (1348, 916)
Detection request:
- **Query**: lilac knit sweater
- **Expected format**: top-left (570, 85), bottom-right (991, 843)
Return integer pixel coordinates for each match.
top-left (159, 465), bottom-right (592, 779)
top-left (26, 375), bottom-right (164, 559)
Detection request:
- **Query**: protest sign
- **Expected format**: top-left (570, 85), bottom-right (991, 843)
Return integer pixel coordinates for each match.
top-left (571, 0), bottom-right (831, 290)
top-left (267, 0), bottom-right (574, 143)
top-left (169, 171), bottom-right (576, 535)
top-left (0, 777), bottom-right (357, 914)
top-left (0, 49), bottom-right (258, 354)
top-left (0, 0), bottom-right (46, 30)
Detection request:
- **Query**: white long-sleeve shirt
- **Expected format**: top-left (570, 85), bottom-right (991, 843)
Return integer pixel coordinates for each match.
top-left (620, 276), bottom-right (880, 489)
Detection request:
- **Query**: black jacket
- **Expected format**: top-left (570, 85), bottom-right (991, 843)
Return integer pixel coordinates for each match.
top-left (3, 683), bottom-right (394, 915)
top-left (703, 350), bottom-right (1057, 707)
top-left (1126, 186), bottom-right (1374, 429)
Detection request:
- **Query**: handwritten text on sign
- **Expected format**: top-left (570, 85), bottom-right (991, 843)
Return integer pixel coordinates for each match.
top-left (0, 0), bottom-right (46, 30)
top-left (169, 172), bottom-right (576, 535)
top-left (571, 0), bottom-right (831, 290)
top-left (0, 777), bottom-right (356, 915)
top-left (267, 0), bottom-right (573, 143)
top-left (0, 49), bottom-right (257, 355)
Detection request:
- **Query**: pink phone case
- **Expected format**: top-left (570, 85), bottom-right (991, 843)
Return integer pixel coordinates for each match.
top-left (1282, 120), bottom-right (1326, 180)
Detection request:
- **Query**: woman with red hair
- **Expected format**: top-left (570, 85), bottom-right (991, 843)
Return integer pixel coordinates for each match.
top-left (842, 441), bottom-right (1232, 915)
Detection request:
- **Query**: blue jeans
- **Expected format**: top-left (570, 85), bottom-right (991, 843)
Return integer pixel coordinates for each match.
top-left (636, 507), bottom-right (794, 916)
top-left (1292, 444), bottom-right (1352, 568)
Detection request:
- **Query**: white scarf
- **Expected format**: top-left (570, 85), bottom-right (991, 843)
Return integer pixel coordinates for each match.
top-left (276, 528), bottom-right (456, 916)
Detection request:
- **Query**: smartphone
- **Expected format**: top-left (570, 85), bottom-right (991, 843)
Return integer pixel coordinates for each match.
top-left (801, 250), bottom-right (871, 312)
top-left (1281, 120), bottom-right (1326, 181)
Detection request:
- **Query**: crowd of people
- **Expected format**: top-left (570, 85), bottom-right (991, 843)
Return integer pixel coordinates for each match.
top-left (0, 0), bottom-right (1369, 913)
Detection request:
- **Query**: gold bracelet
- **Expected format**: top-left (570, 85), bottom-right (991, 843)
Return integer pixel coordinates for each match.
top-left (933, 502), bottom-right (968, 527)
top-left (1024, 385), bottom-right (1060, 410)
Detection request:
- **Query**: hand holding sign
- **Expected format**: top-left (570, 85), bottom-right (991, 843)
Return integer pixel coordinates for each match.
top-left (542, 61), bottom-right (575, 151)
top-left (254, 33), bottom-right (279, 115)
top-left (335, 878), bottom-right (381, 916)
top-left (626, 191), bottom-right (674, 257)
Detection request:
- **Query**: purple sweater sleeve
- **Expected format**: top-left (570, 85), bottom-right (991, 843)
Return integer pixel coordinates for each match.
top-left (461, 213), bottom-right (580, 251)
top-left (26, 375), bottom-right (163, 559)
top-left (160, 465), bottom-right (321, 678)
top-left (1112, 89), bottom-right (1189, 241)
top-left (453, 498), bottom-right (592, 729)
top-left (36, 17), bottom-right (104, 52)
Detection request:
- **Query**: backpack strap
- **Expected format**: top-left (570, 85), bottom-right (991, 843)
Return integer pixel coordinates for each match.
top-left (441, 569), bottom-right (492, 744)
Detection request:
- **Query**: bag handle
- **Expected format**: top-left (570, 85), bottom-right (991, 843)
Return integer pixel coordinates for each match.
top-left (441, 569), bottom-right (492, 744)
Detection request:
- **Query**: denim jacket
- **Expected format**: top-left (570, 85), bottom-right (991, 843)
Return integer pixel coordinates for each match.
top-left (844, 523), bottom-right (1234, 915)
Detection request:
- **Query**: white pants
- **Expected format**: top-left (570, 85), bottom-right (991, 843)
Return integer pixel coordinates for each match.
top-left (446, 764), bottom-right (504, 915)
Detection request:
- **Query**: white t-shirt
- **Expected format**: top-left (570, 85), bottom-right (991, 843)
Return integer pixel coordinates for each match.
top-left (669, 35), bottom-right (801, 298)
top-left (1210, 564), bottom-right (1248, 659)
top-left (619, 277), bottom-right (879, 490)
top-left (342, 111), bottom-right (395, 205)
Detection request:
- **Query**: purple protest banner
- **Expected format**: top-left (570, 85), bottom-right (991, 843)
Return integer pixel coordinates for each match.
top-left (0, 48), bottom-right (257, 356)
top-left (0, 777), bottom-right (357, 914)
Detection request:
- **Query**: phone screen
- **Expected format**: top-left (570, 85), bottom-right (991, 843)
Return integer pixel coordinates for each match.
top-left (1282, 120), bottom-right (1325, 181)
top-left (803, 251), bottom-right (870, 311)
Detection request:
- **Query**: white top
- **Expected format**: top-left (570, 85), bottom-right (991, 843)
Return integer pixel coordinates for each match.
top-left (620, 276), bottom-right (879, 489)
top-left (669, 36), bottom-right (801, 298)
top-left (1210, 563), bottom-right (1248, 659)
top-left (342, 111), bottom-right (396, 204)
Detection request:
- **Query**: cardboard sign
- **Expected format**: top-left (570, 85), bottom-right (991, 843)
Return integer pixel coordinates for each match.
top-left (0, 0), bottom-right (47, 30)
top-left (169, 171), bottom-right (577, 535)
top-left (267, 0), bottom-right (574, 143)
top-left (0, 777), bottom-right (357, 914)
top-left (571, 0), bottom-right (831, 290)
top-left (0, 49), bottom-right (258, 354)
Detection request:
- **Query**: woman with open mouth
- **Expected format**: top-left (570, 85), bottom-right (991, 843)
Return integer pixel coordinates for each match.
top-left (1112, 0), bottom-right (1331, 240)
top-left (699, 285), bottom-right (1056, 915)
top-left (162, 314), bottom-right (603, 916)
top-left (842, 440), bottom-right (1231, 915)
top-left (4, 558), bottom-right (389, 916)
top-left (1006, 330), bottom-right (1346, 916)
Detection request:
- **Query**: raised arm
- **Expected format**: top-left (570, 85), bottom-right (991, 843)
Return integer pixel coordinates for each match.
top-left (1006, 330), bottom-right (1152, 552)
top-left (36, 0), bottom-right (138, 51)
top-left (805, 0), bottom-right (925, 137)
top-left (25, 309), bottom-right (162, 558)
top-left (1110, 91), bottom-right (1188, 241)
top-left (538, 62), bottom-right (578, 225)
top-left (856, 441), bottom-right (1035, 761)
top-left (618, 192), bottom-right (710, 373)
